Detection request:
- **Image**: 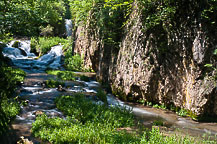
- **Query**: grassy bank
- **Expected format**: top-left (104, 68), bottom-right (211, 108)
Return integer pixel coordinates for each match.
top-left (32, 93), bottom-right (216, 144)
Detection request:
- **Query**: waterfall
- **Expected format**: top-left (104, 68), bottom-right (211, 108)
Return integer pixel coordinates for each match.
top-left (2, 40), bottom-right (64, 72)
top-left (65, 19), bottom-right (72, 37)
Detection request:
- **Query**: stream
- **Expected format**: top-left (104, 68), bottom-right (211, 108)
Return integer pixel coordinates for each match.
top-left (2, 40), bottom-right (217, 143)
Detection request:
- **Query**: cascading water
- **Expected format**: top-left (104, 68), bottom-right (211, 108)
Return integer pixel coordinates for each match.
top-left (65, 19), bottom-right (72, 37)
top-left (2, 40), bottom-right (64, 72)
top-left (1, 40), bottom-right (217, 142)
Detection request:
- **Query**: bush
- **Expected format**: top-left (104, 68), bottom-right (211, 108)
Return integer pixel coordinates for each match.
top-left (57, 71), bottom-right (76, 81)
top-left (64, 54), bottom-right (83, 71)
top-left (30, 37), bottom-right (69, 56)
top-left (46, 70), bottom-right (77, 81)
top-left (40, 25), bottom-right (54, 37)
top-left (0, 33), bottom-right (13, 44)
top-left (0, 66), bottom-right (25, 137)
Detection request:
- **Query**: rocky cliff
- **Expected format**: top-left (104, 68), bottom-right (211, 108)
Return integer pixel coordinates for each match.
top-left (73, 1), bottom-right (217, 118)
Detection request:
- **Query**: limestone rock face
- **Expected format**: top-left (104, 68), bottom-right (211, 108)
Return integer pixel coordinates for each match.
top-left (73, 3), bottom-right (217, 117)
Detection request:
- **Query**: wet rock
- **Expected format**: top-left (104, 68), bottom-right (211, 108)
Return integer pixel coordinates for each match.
top-left (57, 85), bottom-right (67, 92)
top-left (18, 48), bottom-right (27, 56)
top-left (17, 136), bottom-right (33, 144)
top-left (34, 111), bottom-right (44, 117)
top-left (12, 41), bottom-right (20, 48)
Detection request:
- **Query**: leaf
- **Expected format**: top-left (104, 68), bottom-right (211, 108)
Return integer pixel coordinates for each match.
top-left (213, 49), bottom-right (217, 55)
top-left (204, 64), bottom-right (213, 67)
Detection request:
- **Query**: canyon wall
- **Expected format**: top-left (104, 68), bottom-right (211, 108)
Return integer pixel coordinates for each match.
top-left (73, 1), bottom-right (217, 117)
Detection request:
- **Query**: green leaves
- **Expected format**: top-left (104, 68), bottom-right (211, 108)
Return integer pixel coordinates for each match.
top-left (214, 49), bottom-right (217, 55)
top-left (0, 0), bottom-right (66, 36)
top-left (204, 64), bottom-right (213, 68)
top-left (69, 0), bottom-right (94, 26)
top-left (64, 54), bottom-right (84, 71)
top-left (32, 94), bottom-right (137, 143)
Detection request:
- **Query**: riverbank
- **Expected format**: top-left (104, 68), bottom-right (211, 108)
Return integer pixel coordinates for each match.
top-left (6, 72), bottom-right (216, 143)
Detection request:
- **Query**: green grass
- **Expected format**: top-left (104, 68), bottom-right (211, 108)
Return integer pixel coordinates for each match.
top-left (45, 79), bottom-right (65, 88)
top-left (32, 93), bottom-right (137, 143)
top-left (32, 93), bottom-right (217, 144)
top-left (46, 70), bottom-right (91, 81)
top-left (46, 70), bottom-right (76, 81)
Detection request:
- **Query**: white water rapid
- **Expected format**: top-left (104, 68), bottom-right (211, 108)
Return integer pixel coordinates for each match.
top-left (2, 40), bottom-right (64, 72)
top-left (1, 40), bottom-right (217, 143)
top-left (65, 19), bottom-right (72, 37)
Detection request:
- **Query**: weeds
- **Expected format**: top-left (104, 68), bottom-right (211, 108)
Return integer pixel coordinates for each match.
top-left (32, 93), bottom-right (136, 143)
top-left (96, 89), bottom-right (108, 104)
top-left (46, 70), bottom-right (91, 81)
top-left (45, 79), bottom-right (65, 88)
top-left (32, 93), bottom-right (217, 144)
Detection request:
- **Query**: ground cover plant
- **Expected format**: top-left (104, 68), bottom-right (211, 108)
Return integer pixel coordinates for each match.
top-left (45, 79), bottom-right (65, 88)
top-left (46, 70), bottom-right (90, 81)
top-left (46, 70), bottom-right (76, 81)
top-left (32, 93), bottom-right (217, 144)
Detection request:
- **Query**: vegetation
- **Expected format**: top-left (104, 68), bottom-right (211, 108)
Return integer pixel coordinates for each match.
top-left (0, 0), bottom-right (217, 142)
top-left (64, 54), bottom-right (84, 71)
top-left (32, 93), bottom-right (137, 143)
top-left (45, 79), bottom-right (65, 88)
top-left (30, 37), bottom-right (69, 56)
top-left (32, 93), bottom-right (216, 144)
top-left (0, 47), bottom-right (25, 136)
top-left (96, 89), bottom-right (108, 104)
top-left (0, 0), bottom-right (66, 37)
top-left (137, 99), bottom-right (194, 118)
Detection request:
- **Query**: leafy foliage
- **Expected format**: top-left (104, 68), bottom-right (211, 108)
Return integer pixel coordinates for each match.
top-left (0, 99), bottom-right (20, 137)
top-left (0, 53), bottom-right (25, 136)
top-left (31, 37), bottom-right (69, 56)
top-left (32, 94), bottom-right (216, 144)
top-left (45, 79), bottom-right (65, 88)
top-left (64, 54), bottom-right (84, 71)
top-left (0, 0), bottom-right (66, 36)
top-left (32, 93), bottom-right (137, 143)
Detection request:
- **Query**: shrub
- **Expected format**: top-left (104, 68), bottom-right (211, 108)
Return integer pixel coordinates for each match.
top-left (30, 37), bottom-right (69, 56)
top-left (0, 33), bottom-right (13, 44)
top-left (64, 54), bottom-right (84, 71)
top-left (0, 66), bottom-right (25, 137)
top-left (57, 71), bottom-right (76, 81)
top-left (40, 25), bottom-right (54, 37)
top-left (46, 70), bottom-right (77, 81)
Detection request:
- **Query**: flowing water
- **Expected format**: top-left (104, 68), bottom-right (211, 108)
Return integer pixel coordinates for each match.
top-left (65, 19), bottom-right (72, 37)
top-left (2, 40), bottom-right (217, 143)
top-left (2, 41), bottom-right (64, 73)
